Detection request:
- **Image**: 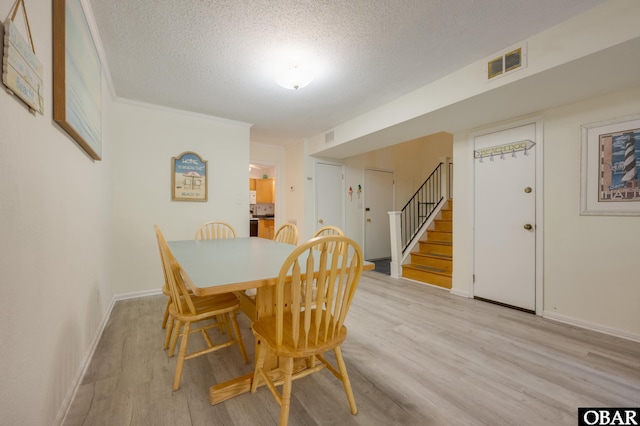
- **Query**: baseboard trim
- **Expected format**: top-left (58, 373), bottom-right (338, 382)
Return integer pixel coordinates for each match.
top-left (114, 288), bottom-right (162, 301)
top-left (450, 288), bottom-right (471, 298)
top-left (543, 310), bottom-right (640, 343)
top-left (55, 289), bottom-right (163, 426)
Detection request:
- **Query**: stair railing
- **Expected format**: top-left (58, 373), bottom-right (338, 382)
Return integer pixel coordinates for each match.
top-left (388, 159), bottom-right (451, 278)
top-left (400, 162), bottom-right (444, 252)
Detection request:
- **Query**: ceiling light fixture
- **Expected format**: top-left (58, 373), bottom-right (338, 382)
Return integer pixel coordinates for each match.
top-left (275, 65), bottom-right (313, 90)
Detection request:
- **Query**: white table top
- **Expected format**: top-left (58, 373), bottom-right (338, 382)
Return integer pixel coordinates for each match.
top-left (168, 237), bottom-right (297, 296)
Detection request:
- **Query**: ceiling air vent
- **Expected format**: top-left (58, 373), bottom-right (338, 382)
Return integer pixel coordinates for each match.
top-left (325, 130), bottom-right (334, 144)
top-left (487, 45), bottom-right (526, 80)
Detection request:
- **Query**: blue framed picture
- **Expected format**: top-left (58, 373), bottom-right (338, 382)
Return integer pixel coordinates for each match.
top-left (172, 152), bottom-right (208, 202)
top-left (53, 0), bottom-right (102, 160)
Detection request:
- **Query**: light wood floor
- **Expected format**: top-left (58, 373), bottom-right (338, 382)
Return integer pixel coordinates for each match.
top-left (63, 271), bottom-right (640, 425)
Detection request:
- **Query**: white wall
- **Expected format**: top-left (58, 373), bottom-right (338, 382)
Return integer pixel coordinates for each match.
top-left (542, 87), bottom-right (640, 337)
top-left (452, 86), bottom-right (640, 339)
top-left (284, 141), bottom-right (307, 240)
top-left (109, 100), bottom-right (250, 295)
top-left (0, 1), bottom-right (113, 424)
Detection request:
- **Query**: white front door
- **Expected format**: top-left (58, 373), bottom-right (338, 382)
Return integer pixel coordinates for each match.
top-left (473, 123), bottom-right (537, 311)
top-left (364, 169), bottom-right (394, 260)
top-left (316, 162), bottom-right (345, 232)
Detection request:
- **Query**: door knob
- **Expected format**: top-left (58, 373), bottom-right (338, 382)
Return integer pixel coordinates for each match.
top-left (523, 224), bottom-right (533, 230)
top-left (318, 219), bottom-right (324, 224)
top-left (524, 187), bottom-right (532, 193)
top-left (367, 218), bottom-right (372, 222)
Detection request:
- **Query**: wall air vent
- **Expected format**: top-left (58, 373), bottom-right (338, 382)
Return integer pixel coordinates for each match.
top-left (486, 44), bottom-right (527, 80)
top-left (325, 130), bottom-right (335, 144)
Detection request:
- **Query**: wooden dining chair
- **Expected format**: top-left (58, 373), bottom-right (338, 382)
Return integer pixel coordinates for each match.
top-left (273, 223), bottom-right (298, 245)
top-left (195, 221), bottom-right (236, 240)
top-left (195, 221), bottom-right (240, 327)
top-left (241, 224), bottom-right (299, 312)
top-left (250, 235), bottom-right (364, 426)
top-left (312, 225), bottom-right (345, 254)
top-left (154, 225), bottom-right (249, 390)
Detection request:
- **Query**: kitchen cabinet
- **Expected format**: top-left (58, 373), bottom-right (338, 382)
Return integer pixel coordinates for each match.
top-left (249, 179), bottom-right (256, 190)
top-left (256, 178), bottom-right (275, 203)
top-left (258, 218), bottom-right (274, 239)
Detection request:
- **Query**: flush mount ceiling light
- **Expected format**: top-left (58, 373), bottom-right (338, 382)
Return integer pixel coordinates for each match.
top-left (275, 65), bottom-right (313, 90)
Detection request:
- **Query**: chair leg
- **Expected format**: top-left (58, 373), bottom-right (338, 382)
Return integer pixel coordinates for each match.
top-left (228, 311), bottom-right (249, 364)
top-left (279, 357), bottom-right (294, 426)
top-left (216, 314), bottom-right (227, 334)
top-left (334, 346), bottom-right (357, 415)
top-left (161, 298), bottom-right (171, 329)
top-left (164, 316), bottom-right (175, 350)
top-left (251, 339), bottom-right (267, 393)
top-left (169, 320), bottom-right (182, 357)
top-left (173, 321), bottom-right (191, 391)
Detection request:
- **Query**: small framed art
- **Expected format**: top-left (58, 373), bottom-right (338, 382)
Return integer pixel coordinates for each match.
top-left (580, 114), bottom-right (640, 216)
top-left (172, 152), bottom-right (208, 202)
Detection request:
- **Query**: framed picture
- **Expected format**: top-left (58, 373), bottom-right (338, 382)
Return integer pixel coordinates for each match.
top-left (580, 114), bottom-right (640, 216)
top-left (53, 0), bottom-right (102, 160)
top-left (172, 152), bottom-right (208, 202)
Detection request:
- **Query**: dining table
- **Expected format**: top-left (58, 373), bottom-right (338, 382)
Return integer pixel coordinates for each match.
top-left (168, 236), bottom-right (374, 405)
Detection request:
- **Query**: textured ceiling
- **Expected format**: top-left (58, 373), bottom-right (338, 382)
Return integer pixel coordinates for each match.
top-left (89, 0), bottom-right (606, 146)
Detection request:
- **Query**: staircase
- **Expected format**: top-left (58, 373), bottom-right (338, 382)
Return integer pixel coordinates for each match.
top-left (402, 200), bottom-right (452, 289)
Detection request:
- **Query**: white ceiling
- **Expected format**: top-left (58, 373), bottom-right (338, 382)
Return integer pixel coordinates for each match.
top-left (88, 0), bottom-right (608, 147)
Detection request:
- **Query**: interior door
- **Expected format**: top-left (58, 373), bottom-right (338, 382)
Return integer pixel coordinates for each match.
top-left (316, 162), bottom-right (345, 232)
top-left (474, 123), bottom-right (537, 311)
top-left (364, 169), bottom-right (394, 260)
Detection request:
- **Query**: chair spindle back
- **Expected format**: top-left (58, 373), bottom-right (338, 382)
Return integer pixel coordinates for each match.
top-left (195, 221), bottom-right (236, 240)
top-left (275, 235), bottom-right (363, 350)
top-left (273, 223), bottom-right (299, 245)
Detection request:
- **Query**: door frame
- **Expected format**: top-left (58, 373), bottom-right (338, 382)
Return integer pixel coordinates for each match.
top-left (314, 160), bottom-right (346, 233)
top-left (363, 168), bottom-right (395, 260)
top-left (249, 161), bottom-right (281, 228)
top-left (468, 116), bottom-right (544, 316)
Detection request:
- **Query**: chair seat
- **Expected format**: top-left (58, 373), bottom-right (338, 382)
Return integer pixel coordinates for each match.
top-left (252, 311), bottom-right (347, 358)
top-left (170, 293), bottom-right (240, 322)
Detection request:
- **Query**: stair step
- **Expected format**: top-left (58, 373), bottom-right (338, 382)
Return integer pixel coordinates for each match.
top-left (405, 263), bottom-right (448, 274)
top-left (402, 264), bottom-right (452, 289)
top-left (409, 252), bottom-right (452, 271)
top-left (425, 230), bottom-right (452, 242)
top-left (433, 219), bottom-right (452, 232)
top-left (419, 240), bottom-right (452, 246)
top-left (418, 240), bottom-right (452, 256)
top-left (403, 199), bottom-right (453, 289)
top-left (414, 252), bottom-right (451, 259)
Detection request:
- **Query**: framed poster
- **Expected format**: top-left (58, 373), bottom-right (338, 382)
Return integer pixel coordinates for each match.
top-left (580, 114), bottom-right (640, 215)
top-left (53, 0), bottom-right (102, 160)
top-left (172, 152), bottom-right (208, 202)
